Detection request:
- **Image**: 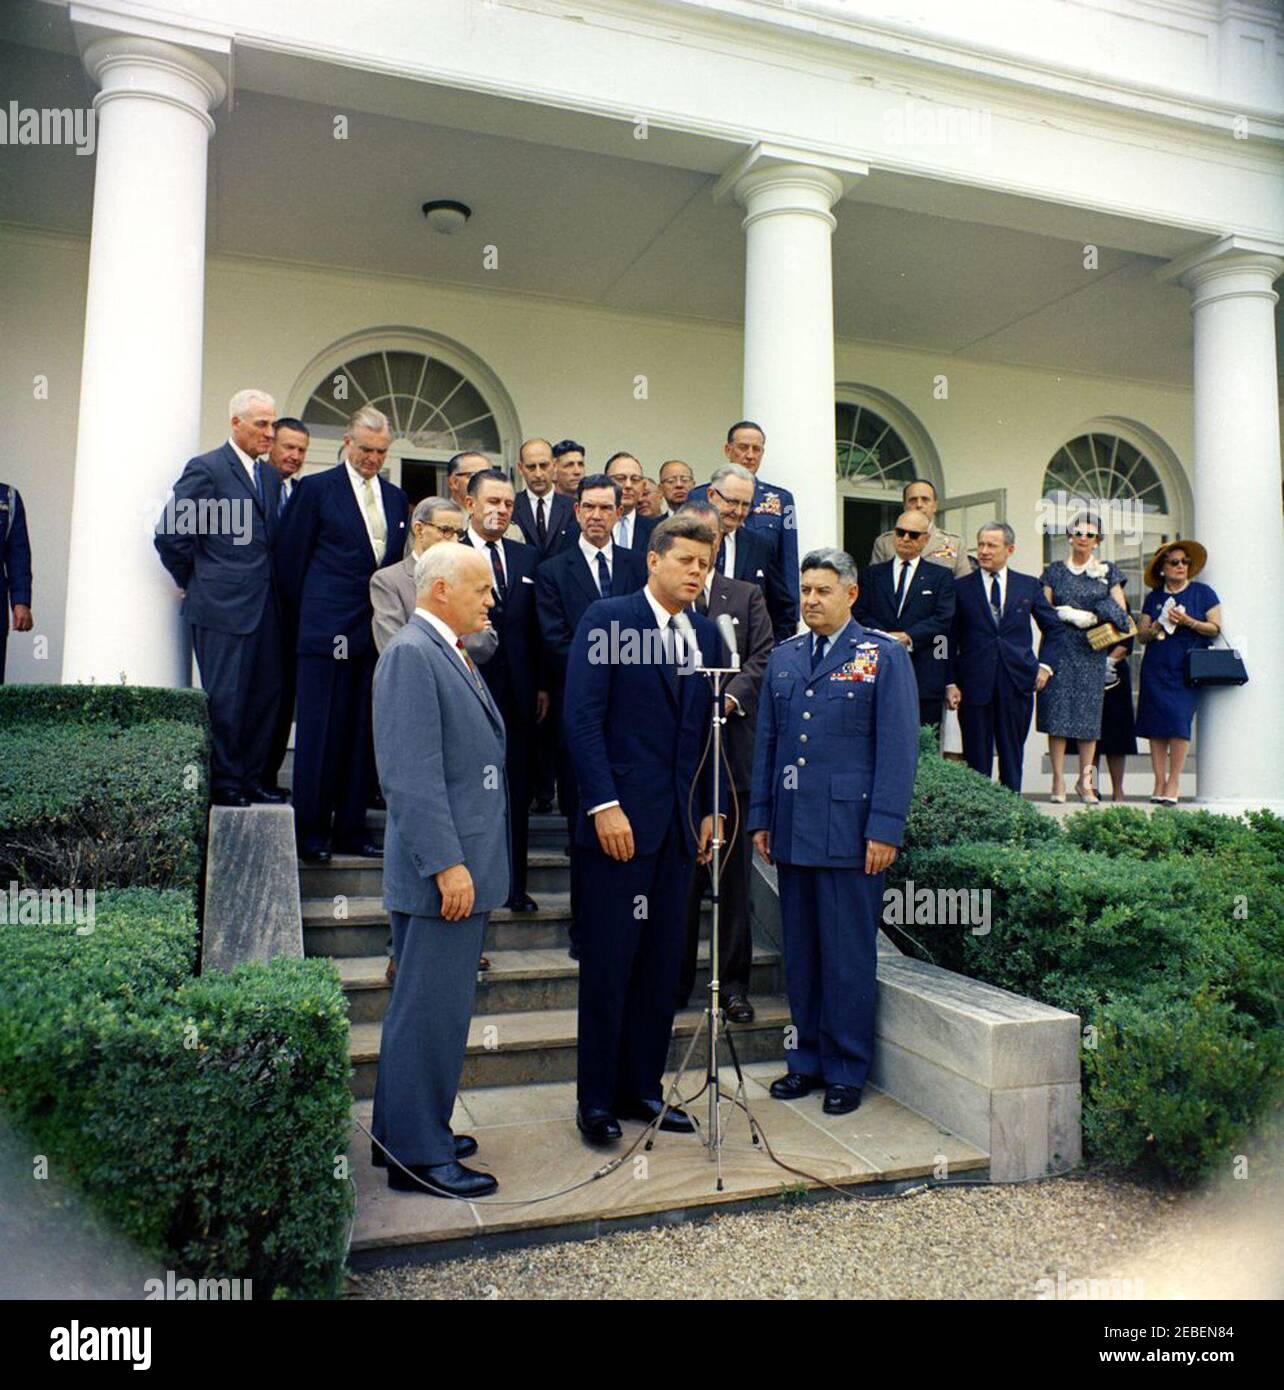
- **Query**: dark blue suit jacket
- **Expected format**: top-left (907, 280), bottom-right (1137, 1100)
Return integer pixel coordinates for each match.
top-left (721, 524), bottom-right (798, 645)
top-left (1, 484), bottom-right (32, 632)
top-left (513, 489), bottom-right (576, 559)
top-left (274, 463), bottom-right (409, 658)
top-left (690, 476), bottom-right (798, 597)
top-left (948, 568), bottom-right (1064, 704)
top-left (535, 542), bottom-right (646, 688)
top-left (154, 442), bottom-right (283, 635)
top-left (563, 588), bottom-right (719, 857)
top-left (470, 534), bottom-right (543, 716)
top-left (748, 622), bottom-right (919, 865)
top-left (853, 559), bottom-right (956, 701)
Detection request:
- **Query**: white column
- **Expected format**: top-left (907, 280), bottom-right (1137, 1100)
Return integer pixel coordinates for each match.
top-left (735, 164), bottom-right (844, 566)
top-left (1170, 238), bottom-right (1284, 810)
top-left (62, 36), bottom-right (225, 686)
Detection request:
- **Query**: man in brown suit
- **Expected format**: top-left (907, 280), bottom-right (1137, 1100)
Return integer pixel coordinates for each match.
top-left (674, 499), bottom-right (774, 1023)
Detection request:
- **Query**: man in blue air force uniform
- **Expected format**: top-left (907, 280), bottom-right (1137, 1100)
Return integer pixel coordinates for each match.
top-left (749, 548), bottom-right (918, 1116)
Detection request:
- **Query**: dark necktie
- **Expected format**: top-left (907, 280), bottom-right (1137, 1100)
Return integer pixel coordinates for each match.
top-left (253, 459), bottom-right (265, 508)
top-left (894, 560), bottom-right (909, 615)
top-left (811, 633), bottom-right (827, 672)
top-left (596, 549), bottom-right (612, 597)
top-left (536, 496), bottom-right (548, 549)
top-left (455, 639), bottom-right (485, 693)
top-left (989, 574), bottom-right (1002, 624)
top-left (715, 539), bottom-right (727, 576)
top-left (278, 482), bottom-right (289, 517)
top-left (486, 541), bottom-right (507, 602)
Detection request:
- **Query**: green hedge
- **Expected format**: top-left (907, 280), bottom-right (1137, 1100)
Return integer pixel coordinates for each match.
top-left (0, 890), bottom-right (352, 1298)
top-left (0, 684), bottom-right (209, 731)
top-left (0, 721), bottom-right (209, 891)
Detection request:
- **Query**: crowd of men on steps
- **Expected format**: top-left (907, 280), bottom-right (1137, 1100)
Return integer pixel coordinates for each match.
top-left (143, 388), bottom-right (1068, 1199)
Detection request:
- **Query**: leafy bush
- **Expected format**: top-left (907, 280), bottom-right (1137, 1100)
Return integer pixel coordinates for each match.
top-left (0, 891), bottom-right (352, 1297)
top-left (0, 684), bottom-right (208, 731)
top-left (904, 731), bottom-right (1060, 853)
top-left (0, 721), bottom-right (208, 891)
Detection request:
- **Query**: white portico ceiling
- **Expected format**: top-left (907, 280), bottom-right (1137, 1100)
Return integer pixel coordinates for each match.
top-left (0, 26), bottom-right (1274, 389)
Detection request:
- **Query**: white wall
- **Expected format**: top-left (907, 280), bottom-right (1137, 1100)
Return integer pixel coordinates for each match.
top-left (2, 224), bottom-right (1198, 695)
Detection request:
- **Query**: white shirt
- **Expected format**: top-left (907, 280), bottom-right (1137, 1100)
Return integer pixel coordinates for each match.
top-left (587, 584), bottom-right (689, 817)
top-left (464, 524), bottom-right (507, 588)
top-left (810, 618), bottom-right (851, 668)
top-left (414, 606), bottom-right (474, 675)
top-left (228, 438), bottom-right (259, 488)
top-left (345, 460), bottom-right (387, 561)
top-left (578, 535), bottom-right (615, 594)
top-left (720, 528), bottom-right (736, 579)
top-left (892, 556), bottom-right (920, 615)
top-left (983, 564), bottom-right (1008, 616)
top-left (613, 510), bottom-right (636, 549)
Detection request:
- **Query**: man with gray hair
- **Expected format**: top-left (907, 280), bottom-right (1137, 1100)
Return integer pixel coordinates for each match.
top-left (703, 461), bottom-right (798, 643)
top-left (155, 388), bottom-right (286, 806)
top-left (944, 521), bottom-right (1064, 792)
top-left (369, 540), bottom-right (507, 1199)
top-left (749, 548), bottom-right (918, 1116)
top-left (275, 405), bottom-right (409, 862)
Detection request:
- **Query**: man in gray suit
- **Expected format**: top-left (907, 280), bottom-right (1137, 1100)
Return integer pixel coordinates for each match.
top-left (370, 495), bottom-right (498, 662)
top-left (369, 543), bottom-right (510, 1198)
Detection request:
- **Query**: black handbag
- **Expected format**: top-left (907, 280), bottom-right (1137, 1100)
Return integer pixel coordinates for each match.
top-left (1184, 633), bottom-right (1248, 688)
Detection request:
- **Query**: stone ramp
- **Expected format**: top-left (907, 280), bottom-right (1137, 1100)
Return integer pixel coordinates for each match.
top-left (347, 1062), bottom-right (988, 1265)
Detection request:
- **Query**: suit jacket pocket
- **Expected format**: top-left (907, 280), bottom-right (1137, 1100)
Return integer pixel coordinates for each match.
top-left (826, 772), bottom-right (870, 858)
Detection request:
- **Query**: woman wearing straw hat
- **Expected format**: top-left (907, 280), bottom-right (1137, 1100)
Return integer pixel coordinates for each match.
top-left (1135, 539), bottom-right (1222, 805)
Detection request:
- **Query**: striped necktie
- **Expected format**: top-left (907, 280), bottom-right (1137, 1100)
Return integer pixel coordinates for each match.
top-left (362, 478), bottom-right (387, 560)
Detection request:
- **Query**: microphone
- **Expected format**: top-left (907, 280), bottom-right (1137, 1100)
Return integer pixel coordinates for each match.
top-left (715, 612), bottom-right (741, 670)
top-left (672, 609), bottom-right (703, 669)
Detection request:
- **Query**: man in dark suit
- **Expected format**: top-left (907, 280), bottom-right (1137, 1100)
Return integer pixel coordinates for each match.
top-left (370, 542), bottom-right (508, 1198)
top-left (703, 462), bottom-right (798, 644)
top-left (536, 474), bottom-right (646, 958)
top-left (513, 437), bottom-right (576, 560)
top-left (853, 509), bottom-right (956, 731)
top-left (154, 389), bottom-right (285, 806)
top-left (262, 417), bottom-right (311, 795)
top-left (564, 514), bottom-right (722, 1145)
top-left (689, 421), bottom-right (799, 601)
top-left (274, 406), bottom-right (409, 861)
top-left (462, 469), bottom-right (547, 912)
top-left (0, 480), bottom-right (33, 685)
top-left (945, 522), bottom-right (1065, 793)
top-left (750, 549), bottom-right (919, 1116)
top-left (675, 500), bottom-right (774, 1023)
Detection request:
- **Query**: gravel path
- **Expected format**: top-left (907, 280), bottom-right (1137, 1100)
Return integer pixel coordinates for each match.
top-left (356, 1165), bottom-right (1282, 1300)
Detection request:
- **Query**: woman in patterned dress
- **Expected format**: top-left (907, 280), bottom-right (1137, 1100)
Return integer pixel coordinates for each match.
top-left (1036, 514), bottom-right (1129, 804)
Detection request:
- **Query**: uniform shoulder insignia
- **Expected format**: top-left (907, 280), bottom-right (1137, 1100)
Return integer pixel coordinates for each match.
top-left (860, 628), bottom-right (896, 643)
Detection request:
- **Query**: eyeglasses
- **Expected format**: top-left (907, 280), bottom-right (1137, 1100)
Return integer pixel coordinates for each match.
top-left (1165, 556), bottom-right (1189, 566)
top-left (1070, 531), bottom-right (1099, 540)
top-left (894, 527), bottom-right (927, 540)
top-left (662, 475), bottom-right (694, 486)
top-left (709, 487), bottom-right (752, 513)
top-left (428, 522), bottom-right (465, 538)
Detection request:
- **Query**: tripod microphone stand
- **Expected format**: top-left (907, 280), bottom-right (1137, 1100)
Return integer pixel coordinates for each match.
top-left (649, 615), bottom-right (764, 1192)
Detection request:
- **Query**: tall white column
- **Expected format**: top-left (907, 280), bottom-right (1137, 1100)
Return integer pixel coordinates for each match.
top-left (62, 36), bottom-right (225, 686)
top-left (1165, 237), bottom-right (1284, 810)
top-left (735, 164), bottom-right (844, 566)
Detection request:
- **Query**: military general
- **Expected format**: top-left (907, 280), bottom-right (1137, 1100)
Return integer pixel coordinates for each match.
top-left (748, 548), bottom-right (918, 1115)
top-left (870, 479), bottom-right (970, 579)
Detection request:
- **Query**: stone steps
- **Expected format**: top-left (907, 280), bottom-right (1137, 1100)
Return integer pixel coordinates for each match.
top-left (347, 999), bottom-right (793, 1098)
top-left (301, 850), bottom-right (570, 899)
top-left (339, 942), bottom-right (784, 1022)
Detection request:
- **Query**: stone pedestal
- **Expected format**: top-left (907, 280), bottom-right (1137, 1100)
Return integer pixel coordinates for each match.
top-left (201, 804), bottom-right (303, 972)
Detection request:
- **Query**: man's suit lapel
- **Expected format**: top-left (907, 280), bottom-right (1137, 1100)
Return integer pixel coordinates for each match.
top-left (223, 444), bottom-right (266, 522)
top-left (413, 615), bottom-right (504, 731)
top-left (631, 588), bottom-right (678, 709)
top-left (570, 548), bottom-right (601, 608)
top-left (811, 623), bottom-right (862, 684)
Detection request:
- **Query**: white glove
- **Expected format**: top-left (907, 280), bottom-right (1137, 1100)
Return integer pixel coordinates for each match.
top-left (1055, 605), bottom-right (1096, 629)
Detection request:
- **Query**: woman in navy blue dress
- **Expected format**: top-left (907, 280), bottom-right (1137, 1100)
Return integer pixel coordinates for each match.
top-left (1135, 539), bottom-right (1222, 805)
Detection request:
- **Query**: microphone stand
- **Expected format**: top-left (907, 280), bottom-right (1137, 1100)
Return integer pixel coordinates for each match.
top-left (649, 650), bottom-right (763, 1193)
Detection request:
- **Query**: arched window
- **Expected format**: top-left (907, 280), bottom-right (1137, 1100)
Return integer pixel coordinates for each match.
top-left (835, 401), bottom-right (917, 489)
top-left (301, 348), bottom-right (502, 454)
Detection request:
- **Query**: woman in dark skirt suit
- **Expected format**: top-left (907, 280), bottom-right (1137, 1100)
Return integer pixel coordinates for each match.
top-left (1037, 514), bottom-right (1129, 804)
top-left (1135, 539), bottom-right (1222, 805)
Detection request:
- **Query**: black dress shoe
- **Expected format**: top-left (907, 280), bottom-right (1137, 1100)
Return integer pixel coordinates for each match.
top-left (576, 1107), bottom-right (622, 1144)
top-left (335, 840), bottom-right (383, 859)
top-left (823, 1084), bottom-right (863, 1115)
top-left (298, 846), bottom-right (331, 865)
top-left (372, 1134), bottom-right (477, 1168)
top-left (212, 789), bottom-right (251, 808)
top-left (533, 799), bottom-right (554, 814)
top-left (724, 994), bottom-right (755, 1024)
top-left (387, 1160), bottom-right (497, 1197)
top-left (505, 893), bottom-right (538, 913)
top-left (617, 1098), bottom-right (696, 1133)
top-left (567, 944), bottom-right (580, 963)
top-left (246, 782), bottom-right (288, 804)
top-left (769, 1072), bottom-right (823, 1100)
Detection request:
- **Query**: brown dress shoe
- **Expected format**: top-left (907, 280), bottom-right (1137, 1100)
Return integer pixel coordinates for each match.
top-left (385, 957), bottom-right (397, 984)
top-left (478, 955), bottom-right (491, 972)
top-left (725, 994), bottom-right (755, 1023)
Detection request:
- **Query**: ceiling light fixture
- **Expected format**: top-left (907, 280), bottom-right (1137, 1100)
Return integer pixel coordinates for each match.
top-left (421, 199), bottom-right (472, 234)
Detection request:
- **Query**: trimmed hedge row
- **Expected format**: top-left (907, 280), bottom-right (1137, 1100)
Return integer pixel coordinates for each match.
top-left (0, 684), bottom-right (209, 731)
top-left (892, 776), bottom-right (1284, 1183)
top-left (0, 721), bottom-right (209, 891)
top-left (0, 890), bottom-right (352, 1298)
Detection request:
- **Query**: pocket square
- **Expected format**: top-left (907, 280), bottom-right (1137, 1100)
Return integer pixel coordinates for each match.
top-left (521, 575), bottom-right (534, 584)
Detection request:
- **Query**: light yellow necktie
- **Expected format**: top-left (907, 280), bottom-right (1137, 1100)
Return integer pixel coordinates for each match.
top-left (362, 478), bottom-right (387, 559)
